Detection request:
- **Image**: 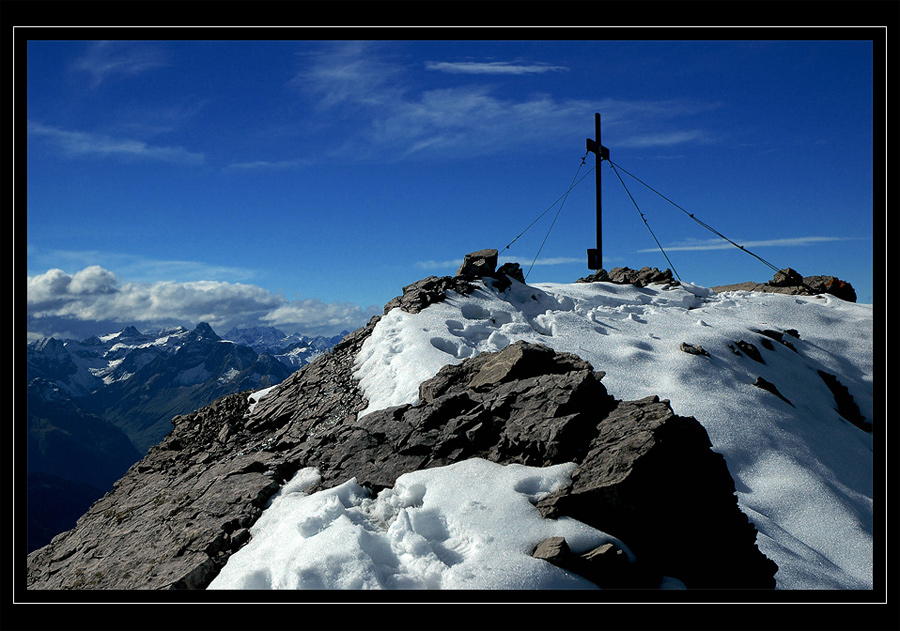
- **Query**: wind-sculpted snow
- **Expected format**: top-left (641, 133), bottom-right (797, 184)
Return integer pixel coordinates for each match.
top-left (353, 277), bottom-right (873, 589)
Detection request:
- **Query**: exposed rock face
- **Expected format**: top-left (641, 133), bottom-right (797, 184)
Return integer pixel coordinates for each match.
top-left (712, 267), bottom-right (857, 302)
top-left (26, 256), bottom-right (777, 591)
top-left (533, 392), bottom-right (778, 589)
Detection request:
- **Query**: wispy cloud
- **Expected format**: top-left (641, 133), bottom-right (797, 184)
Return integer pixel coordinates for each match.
top-left (637, 236), bottom-right (867, 253)
top-left (425, 60), bottom-right (568, 75)
top-left (289, 42), bottom-right (718, 162)
top-left (225, 158), bottom-right (313, 171)
top-left (28, 121), bottom-right (204, 164)
top-left (71, 41), bottom-right (168, 88)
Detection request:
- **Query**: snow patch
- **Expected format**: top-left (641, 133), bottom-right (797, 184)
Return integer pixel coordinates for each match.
top-left (209, 459), bottom-right (632, 590)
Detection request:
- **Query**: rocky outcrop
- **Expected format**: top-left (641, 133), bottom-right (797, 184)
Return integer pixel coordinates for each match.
top-left (818, 369), bottom-right (868, 431)
top-left (532, 390), bottom-right (777, 589)
top-left (712, 268), bottom-right (857, 302)
top-left (577, 266), bottom-right (679, 287)
top-left (26, 255), bottom-right (777, 591)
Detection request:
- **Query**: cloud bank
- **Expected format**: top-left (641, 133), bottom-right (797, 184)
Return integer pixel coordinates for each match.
top-left (26, 266), bottom-right (379, 341)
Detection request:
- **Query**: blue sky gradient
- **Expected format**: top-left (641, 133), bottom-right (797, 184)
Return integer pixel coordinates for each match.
top-left (24, 33), bottom-right (881, 338)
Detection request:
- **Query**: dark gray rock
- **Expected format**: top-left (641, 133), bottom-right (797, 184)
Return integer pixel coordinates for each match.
top-left (534, 394), bottom-right (778, 588)
top-left (753, 376), bottom-right (793, 406)
top-left (680, 342), bottom-right (709, 357)
top-left (754, 329), bottom-right (798, 353)
top-left (818, 370), bottom-right (869, 431)
top-left (733, 340), bottom-right (764, 363)
top-left (532, 536), bottom-right (651, 588)
top-left (770, 267), bottom-right (805, 287)
top-left (382, 275), bottom-right (477, 315)
top-left (577, 266), bottom-right (678, 288)
top-left (496, 261), bottom-right (525, 284)
top-left (455, 248), bottom-right (499, 278)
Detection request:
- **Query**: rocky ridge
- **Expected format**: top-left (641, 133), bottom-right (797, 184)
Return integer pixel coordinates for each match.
top-left (25, 252), bottom-right (780, 591)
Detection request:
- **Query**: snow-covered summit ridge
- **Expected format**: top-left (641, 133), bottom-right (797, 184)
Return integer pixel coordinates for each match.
top-left (355, 276), bottom-right (872, 424)
top-left (352, 273), bottom-right (873, 590)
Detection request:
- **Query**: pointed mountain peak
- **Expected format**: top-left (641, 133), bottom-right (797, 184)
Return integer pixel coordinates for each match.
top-left (116, 326), bottom-right (145, 339)
top-left (191, 322), bottom-right (220, 341)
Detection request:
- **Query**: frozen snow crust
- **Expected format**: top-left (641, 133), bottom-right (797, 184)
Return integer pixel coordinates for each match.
top-left (351, 277), bottom-right (874, 590)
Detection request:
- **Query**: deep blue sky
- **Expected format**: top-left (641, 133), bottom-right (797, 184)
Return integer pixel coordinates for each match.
top-left (24, 34), bottom-right (879, 339)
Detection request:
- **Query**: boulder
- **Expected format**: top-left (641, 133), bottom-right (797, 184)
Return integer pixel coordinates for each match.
top-left (753, 376), bottom-right (793, 406)
top-left (680, 342), bottom-right (709, 357)
top-left (769, 267), bottom-right (805, 287)
top-left (455, 248), bottom-right (498, 278)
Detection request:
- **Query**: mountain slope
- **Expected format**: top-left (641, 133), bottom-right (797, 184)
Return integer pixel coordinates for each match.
top-left (26, 379), bottom-right (143, 552)
top-left (23, 258), bottom-right (875, 594)
top-left (24, 322), bottom-right (298, 551)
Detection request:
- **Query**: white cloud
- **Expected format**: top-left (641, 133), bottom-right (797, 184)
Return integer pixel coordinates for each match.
top-left (262, 299), bottom-right (380, 333)
top-left (71, 41), bottom-right (168, 88)
top-left (28, 121), bottom-right (205, 164)
top-left (637, 236), bottom-right (866, 253)
top-left (26, 266), bottom-right (377, 339)
top-left (424, 61), bottom-right (568, 75)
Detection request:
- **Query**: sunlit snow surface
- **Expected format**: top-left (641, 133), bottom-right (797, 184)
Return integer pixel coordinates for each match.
top-left (209, 459), bottom-right (634, 590)
top-left (215, 278), bottom-right (874, 590)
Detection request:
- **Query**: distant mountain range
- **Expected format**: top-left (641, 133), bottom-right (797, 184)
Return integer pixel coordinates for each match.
top-left (25, 323), bottom-right (345, 552)
top-left (222, 326), bottom-right (349, 369)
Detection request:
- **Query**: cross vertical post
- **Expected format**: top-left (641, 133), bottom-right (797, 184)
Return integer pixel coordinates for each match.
top-left (586, 112), bottom-right (609, 271)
